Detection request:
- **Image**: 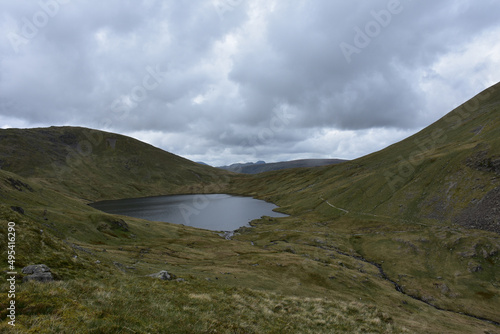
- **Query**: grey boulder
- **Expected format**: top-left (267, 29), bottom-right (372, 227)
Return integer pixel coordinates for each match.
top-left (22, 264), bottom-right (54, 283)
top-left (147, 270), bottom-right (176, 280)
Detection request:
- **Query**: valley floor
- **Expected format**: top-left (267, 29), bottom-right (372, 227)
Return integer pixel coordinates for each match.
top-left (1, 201), bottom-right (499, 333)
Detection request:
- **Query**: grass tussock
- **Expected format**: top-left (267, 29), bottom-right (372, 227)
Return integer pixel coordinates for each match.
top-left (0, 275), bottom-right (407, 334)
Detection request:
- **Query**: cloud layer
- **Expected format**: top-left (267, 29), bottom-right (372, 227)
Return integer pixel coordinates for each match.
top-left (1, 0), bottom-right (499, 165)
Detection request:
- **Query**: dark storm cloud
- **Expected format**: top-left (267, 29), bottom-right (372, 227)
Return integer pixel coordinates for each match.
top-left (1, 0), bottom-right (499, 165)
top-left (229, 0), bottom-right (500, 131)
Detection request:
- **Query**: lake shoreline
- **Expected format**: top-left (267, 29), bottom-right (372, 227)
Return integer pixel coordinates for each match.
top-left (89, 193), bottom-right (288, 232)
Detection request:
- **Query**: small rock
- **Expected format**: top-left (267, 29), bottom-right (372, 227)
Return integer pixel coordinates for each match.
top-left (110, 219), bottom-right (129, 232)
top-left (422, 295), bottom-right (435, 303)
top-left (95, 260), bottom-right (101, 264)
top-left (148, 270), bottom-right (176, 281)
top-left (468, 262), bottom-right (483, 273)
top-left (22, 264), bottom-right (50, 274)
top-left (113, 262), bottom-right (127, 272)
top-left (11, 206), bottom-right (24, 215)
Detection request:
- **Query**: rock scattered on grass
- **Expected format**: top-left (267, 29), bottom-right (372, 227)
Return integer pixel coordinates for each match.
top-left (110, 219), bottom-right (129, 232)
top-left (468, 262), bottom-right (483, 273)
top-left (22, 264), bottom-right (54, 283)
top-left (148, 270), bottom-right (176, 281)
top-left (7, 177), bottom-right (34, 192)
top-left (10, 206), bottom-right (24, 215)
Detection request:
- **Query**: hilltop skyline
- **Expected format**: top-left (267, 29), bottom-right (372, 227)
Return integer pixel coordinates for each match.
top-left (1, 0), bottom-right (500, 165)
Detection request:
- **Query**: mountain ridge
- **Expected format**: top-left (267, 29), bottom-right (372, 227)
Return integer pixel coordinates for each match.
top-left (0, 126), bottom-right (231, 201)
top-left (218, 158), bottom-right (348, 174)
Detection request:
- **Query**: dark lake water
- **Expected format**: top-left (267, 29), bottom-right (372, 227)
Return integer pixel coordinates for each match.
top-left (89, 194), bottom-right (288, 231)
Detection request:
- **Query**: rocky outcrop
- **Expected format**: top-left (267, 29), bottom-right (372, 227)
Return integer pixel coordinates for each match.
top-left (466, 149), bottom-right (500, 176)
top-left (6, 177), bottom-right (33, 192)
top-left (22, 264), bottom-right (54, 283)
top-left (455, 187), bottom-right (500, 234)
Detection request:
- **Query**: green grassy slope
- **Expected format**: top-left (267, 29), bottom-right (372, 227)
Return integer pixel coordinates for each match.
top-left (1, 168), bottom-right (497, 333)
top-left (0, 126), bottom-right (231, 201)
top-left (226, 82), bottom-right (500, 328)
top-left (236, 82), bottom-right (500, 232)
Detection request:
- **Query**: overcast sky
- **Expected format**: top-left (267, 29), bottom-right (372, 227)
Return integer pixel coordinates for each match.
top-left (1, 0), bottom-right (499, 166)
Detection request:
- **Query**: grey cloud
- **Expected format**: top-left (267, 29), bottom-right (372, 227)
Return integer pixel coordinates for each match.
top-left (228, 0), bottom-right (500, 133)
top-left (1, 0), bottom-right (499, 166)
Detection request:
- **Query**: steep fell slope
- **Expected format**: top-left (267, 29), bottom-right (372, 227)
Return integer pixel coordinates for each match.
top-left (0, 126), bottom-right (231, 201)
top-left (228, 83), bottom-right (500, 325)
top-left (236, 82), bottom-right (500, 233)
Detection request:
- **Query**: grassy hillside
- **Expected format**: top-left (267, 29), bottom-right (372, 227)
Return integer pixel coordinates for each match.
top-left (0, 84), bottom-right (500, 333)
top-left (0, 168), bottom-right (497, 333)
top-left (0, 126), bottom-right (231, 201)
top-left (227, 82), bottom-right (500, 328)
top-left (235, 82), bottom-right (500, 231)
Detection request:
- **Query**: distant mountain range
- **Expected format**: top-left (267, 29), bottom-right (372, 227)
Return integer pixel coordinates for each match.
top-left (217, 159), bottom-right (347, 174)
